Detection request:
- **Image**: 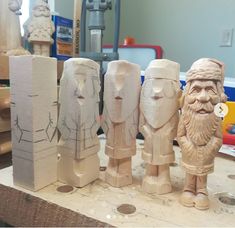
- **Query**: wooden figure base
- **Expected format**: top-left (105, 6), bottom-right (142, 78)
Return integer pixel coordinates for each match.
top-left (0, 137), bottom-right (234, 227)
top-left (58, 152), bottom-right (100, 188)
top-left (142, 164), bottom-right (172, 194)
top-left (105, 157), bottom-right (132, 187)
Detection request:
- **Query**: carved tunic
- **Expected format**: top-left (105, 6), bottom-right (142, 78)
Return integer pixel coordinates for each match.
top-left (177, 117), bottom-right (223, 176)
top-left (102, 107), bottom-right (138, 159)
top-left (140, 112), bottom-right (178, 165)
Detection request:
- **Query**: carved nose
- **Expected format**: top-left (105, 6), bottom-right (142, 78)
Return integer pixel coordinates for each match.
top-left (197, 89), bottom-right (210, 103)
top-left (114, 90), bottom-right (123, 100)
top-left (151, 90), bottom-right (163, 99)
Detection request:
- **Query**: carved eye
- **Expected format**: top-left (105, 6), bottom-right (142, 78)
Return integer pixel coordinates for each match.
top-left (206, 86), bottom-right (217, 95)
top-left (190, 86), bottom-right (201, 94)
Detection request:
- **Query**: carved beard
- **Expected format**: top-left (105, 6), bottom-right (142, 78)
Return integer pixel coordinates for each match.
top-left (182, 100), bottom-right (220, 146)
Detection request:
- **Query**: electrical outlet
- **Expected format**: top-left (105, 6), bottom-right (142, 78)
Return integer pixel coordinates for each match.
top-left (220, 29), bottom-right (233, 47)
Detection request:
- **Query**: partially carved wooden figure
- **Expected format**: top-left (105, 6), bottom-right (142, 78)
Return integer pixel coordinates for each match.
top-left (102, 60), bottom-right (141, 187)
top-left (0, 0), bottom-right (29, 55)
top-left (177, 58), bottom-right (227, 210)
top-left (58, 58), bottom-right (101, 187)
top-left (27, 0), bottom-right (55, 56)
top-left (139, 59), bottom-right (181, 194)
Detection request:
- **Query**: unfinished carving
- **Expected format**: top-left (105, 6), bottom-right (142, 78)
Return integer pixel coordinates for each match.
top-left (58, 58), bottom-right (101, 187)
top-left (177, 58), bottom-right (227, 210)
top-left (139, 59), bottom-right (181, 194)
top-left (0, 0), bottom-right (29, 55)
top-left (27, 0), bottom-right (55, 56)
top-left (10, 56), bottom-right (58, 191)
top-left (102, 60), bottom-right (141, 187)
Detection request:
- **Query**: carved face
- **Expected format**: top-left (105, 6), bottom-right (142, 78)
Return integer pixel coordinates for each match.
top-left (140, 78), bottom-right (178, 129)
top-left (60, 64), bottom-right (100, 129)
top-left (186, 80), bottom-right (220, 112)
top-left (33, 5), bottom-right (50, 17)
top-left (8, 0), bottom-right (21, 12)
top-left (104, 72), bottom-right (140, 123)
top-left (183, 80), bottom-right (221, 145)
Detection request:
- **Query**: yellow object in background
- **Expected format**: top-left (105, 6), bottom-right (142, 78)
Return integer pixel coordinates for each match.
top-left (223, 101), bottom-right (235, 145)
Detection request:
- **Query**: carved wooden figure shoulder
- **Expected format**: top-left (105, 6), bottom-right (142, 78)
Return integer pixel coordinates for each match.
top-left (58, 58), bottom-right (101, 187)
top-left (139, 59), bottom-right (181, 194)
top-left (0, 0), bottom-right (29, 55)
top-left (177, 58), bottom-right (227, 210)
top-left (27, 0), bottom-right (55, 57)
top-left (102, 60), bottom-right (141, 187)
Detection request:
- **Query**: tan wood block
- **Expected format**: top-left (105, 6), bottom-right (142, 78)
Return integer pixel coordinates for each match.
top-left (0, 131), bottom-right (11, 155)
top-left (0, 56), bottom-right (9, 79)
top-left (9, 55), bottom-right (58, 191)
top-left (0, 87), bottom-right (11, 133)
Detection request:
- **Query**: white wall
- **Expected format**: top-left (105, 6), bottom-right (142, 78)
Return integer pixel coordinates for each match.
top-left (107, 0), bottom-right (235, 78)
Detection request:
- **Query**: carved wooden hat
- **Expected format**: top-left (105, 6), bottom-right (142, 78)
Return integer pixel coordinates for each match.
top-left (106, 60), bottom-right (140, 77)
top-left (186, 58), bottom-right (224, 83)
top-left (65, 58), bottom-right (100, 76)
top-left (145, 59), bottom-right (180, 81)
top-left (34, 0), bottom-right (50, 9)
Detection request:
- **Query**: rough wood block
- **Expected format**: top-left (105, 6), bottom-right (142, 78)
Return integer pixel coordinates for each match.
top-left (0, 87), bottom-right (10, 133)
top-left (9, 55), bottom-right (58, 191)
top-left (0, 56), bottom-right (9, 79)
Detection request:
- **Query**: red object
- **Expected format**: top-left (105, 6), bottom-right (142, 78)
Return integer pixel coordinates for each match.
top-left (124, 37), bottom-right (136, 45)
top-left (103, 44), bottom-right (163, 59)
top-left (223, 133), bottom-right (235, 145)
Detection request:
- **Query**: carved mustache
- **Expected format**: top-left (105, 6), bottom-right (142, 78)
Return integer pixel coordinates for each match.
top-left (188, 100), bottom-right (214, 113)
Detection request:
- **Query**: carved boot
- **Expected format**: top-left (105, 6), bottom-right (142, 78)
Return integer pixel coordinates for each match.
top-left (180, 173), bottom-right (196, 207)
top-left (142, 163), bottom-right (158, 193)
top-left (194, 175), bottom-right (209, 210)
top-left (142, 164), bottom-right (172, 194)
top-left (105, 157), bottom-right (132, 187)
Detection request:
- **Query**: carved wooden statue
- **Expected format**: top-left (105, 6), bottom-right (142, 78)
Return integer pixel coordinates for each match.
top-left (58, 58), bottom-right (101, 187)
top-left (10, 56), bottom-right (58, 191)
top-left (27, 0), bottom-right (55, 56)
top-left (139, 59), bottom-right (181, 194)
top-left (0, 0), bottom-right (29, 55)
top-left (102, 60), bottom-right (141, 187)
top-left (177, 58), bottom-right (227, 210)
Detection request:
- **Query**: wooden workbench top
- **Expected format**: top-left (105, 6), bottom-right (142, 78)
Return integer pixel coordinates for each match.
top-left (0, 137), bottom-right (235, 227)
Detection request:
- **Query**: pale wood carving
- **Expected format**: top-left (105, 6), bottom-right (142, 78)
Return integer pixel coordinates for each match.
top-left (0, 87), bottom-right (11, 133)
top-left (57, 58), bottom-right (101, 187)
top-left (102, 60), bottom-right (141, 187)
top-left (139, 59), bottom-right (181, 194)
top-left (177, 58), bottom-right (227, 210)
top-left (0, 0), bottom-right (29, 56)
top-left (27, 0), bottom-right (55, 57)
top-left (10, 56), bottom-right (58, 191)
top-left (0, 131), bottom-right (11, 155)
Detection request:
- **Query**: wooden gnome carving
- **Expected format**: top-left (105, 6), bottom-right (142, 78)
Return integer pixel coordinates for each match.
top-left (0, 0), bottom-right (29, 55)
top-left (102, 60), bottom-right (141, 187)
top-left (27, 0), bottom-right (55, 57)
top-left (177, 58), bottom-right (227, 210)
top-left (58, 58), bottom-right (101, 187)
top-left (139, 59), bottom-right (181, 194)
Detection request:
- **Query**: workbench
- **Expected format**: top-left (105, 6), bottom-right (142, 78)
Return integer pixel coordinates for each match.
top-left (0, 136), bottom-right (235, 227)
